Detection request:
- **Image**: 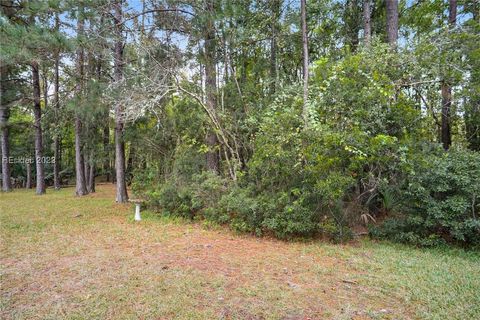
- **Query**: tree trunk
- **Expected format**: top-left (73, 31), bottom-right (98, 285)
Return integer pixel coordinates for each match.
top-left (441, 0), bottom-right (456, 150)
top-left (386, 0), bottom-right (398, 47)
top-left (1, 2), bottom-right (15, 192)
top-left (89, 163), bottom-right (95, 193)
top-left (301, 0), bottom-right (309, 125)
top-left (53, 136), bottom-right (60, 188)
top-left (113, 0), bottom-right (128, 202)
top-left (103, 123), bottom-right (110, 182)
top-left (270, 0), bottom-right (280, 94)
top-left (75, 5), bottom-right (88, 196)
top-left (87, 151), bottom-right (95, 193)
top-left (363, 0), bottom-right (371, 45)
top-left (449, 0), bottom-right (457, 25)
top-left (53, 13), bottom-right (61, 190)
top-left (0, 106), bottom-right (10, 192)
top-left (0, 65), bottom-right (11, 192)
top-left (43, 70), bottom-right (47, 109)
top-left (345, 0), bottom-right (360, 51)
top-left (26, 161), bottom-right (31, 189)
top-left (32, 62), bottom-right (46, 194)
top-left (97, 47), bottom-right (110, 183)
top-left (441, 82), bottom-right (452, 150)
top-left (465, 3), bottom-right (479, 150)
top-left (84, 157), bottom-right (90, 189)
top-left (75, 120), bottom-right (87, 194)
top-left (127, 143), bottom-right (134, 173)
top-left (204, 0), bottom-right (219, 173)
top-left (75, 4), bottom-right (88, 196)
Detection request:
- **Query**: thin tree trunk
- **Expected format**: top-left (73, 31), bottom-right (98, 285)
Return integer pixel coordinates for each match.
top-left (345, 0), bottom-right (360, 51)
top-left (205, 0), bottom-right (219, 173)
top-left (363, 0), bottom-right (371, 45)
top-left (89, 164), bottom-right (95, 193)
top-left (465, 3), bottom-right (479, 150)
top-left (43, 70), bottom-right (47, 109)
top-left (75, 4), bottom-right (88, 196)
top-left (441, 0), bottom-right (457, 150)
top-left (0, 65), bottom-right (11, 192)
top-left (97, 43), bottom-right (110, 183)
top-left (449, 0), bottom-right (457, 26)
top-left (88, 152), bottom-right (95, 193)
top-left (53, 128), bottom-right (61, 190)
top-left (53, 13), bottom-right (61, 190)
top-left (441, 82), bottom-right (452, 149)
top-left (32, 62), bottom-right (45, 194)
top-left (103, 123), bottom-right (110, 182)
top-left (127, 143), bottom-right (134, 173)
top-left (84, 157), bottom-right (90, 188)
top-left (221, 21), bottom-right (229, 84)
top-left (386, 0), bottom-right (398, 47)
top-left (75, 122), bottom-right (87, 194)
top-left (301, 0), bottom-right (309, 125)
top-left (26, 161), bottom-right (31, 189)
top-left (0, 2), bottom-right (14, 191)
top-left (270, 0), bottom-right (280, 94)
top-left (0, 107), bottom-right (10, 192)
top-left (113, 0), bottom-right (128, 202)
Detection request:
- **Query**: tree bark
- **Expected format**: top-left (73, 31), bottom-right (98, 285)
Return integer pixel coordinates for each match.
top-left (53, 13), bottom-right (61, 190)
top-left (0, 65), bottom-right (11, 192)
top-left (301, 0), bottom-right (309, 125)
top-left (270, 0), bottom-right (280, 94)
top-left (441, 0), bottom-right (457, 150)
top-left (88, 161), bottom-right (95, 193)
top-left (97, 47), bottom-right (111, 183)
top-left (449, 0), bottom-right (457, 25)
top-left (345, 0), bottom-right (360, 51)
top-left (0, 0), bottom-right (14, 190)
top-left (363, 0), bottom-right (371, 45)
top-left (386, 0), bottom-right (398, 47)
top-left (103, 122), bottom-right (110, 182)
top-left (84, 157), bottom-right (90, 189)
top-left (441, 82), bottom-right (452, 150)
top-left (87, 151), bottom-right (95, 193)
top-left (204, 0), bottom-right (219, 173)
top-left (32, 62), bottom-right (46, 194)
top-left (0, 107), bottom-right (10, 192)
top-left (127, 143), bottom-right (134, 173)
top-left (75, 4), bottom-right (88, 196)
top-left (26, 161), bottom-right (31, 189)
top-left (113, 0), bottom-right (128, 202)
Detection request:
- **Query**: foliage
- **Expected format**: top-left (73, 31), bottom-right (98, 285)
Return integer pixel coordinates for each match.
top-left (135, 41), bottom-right (480, 247)
top-left (373, 149), bottom-right (480, 247)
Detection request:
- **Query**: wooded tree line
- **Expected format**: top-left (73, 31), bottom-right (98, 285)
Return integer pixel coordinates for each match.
top-left (1, 0), bottom-right (479, 246)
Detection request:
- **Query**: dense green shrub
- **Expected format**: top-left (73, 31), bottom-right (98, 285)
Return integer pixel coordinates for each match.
top-left (372, 149), bottom-right (480, 247)
top-left (217, 187), bottom-right (261, 233)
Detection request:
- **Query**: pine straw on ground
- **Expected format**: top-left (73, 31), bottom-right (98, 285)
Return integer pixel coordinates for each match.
top-left (1, 184), bottom-right (479, 319)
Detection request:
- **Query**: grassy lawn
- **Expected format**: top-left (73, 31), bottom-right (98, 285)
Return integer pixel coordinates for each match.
top-left (1, 184), bottom-right (479, 319)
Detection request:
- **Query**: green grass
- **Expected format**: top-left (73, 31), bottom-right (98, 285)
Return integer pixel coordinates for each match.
top-left (1, 185), bottom-right (479, 319)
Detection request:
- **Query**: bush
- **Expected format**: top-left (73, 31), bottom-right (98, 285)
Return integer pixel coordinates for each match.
top-left (146, 180), bottom-right (195, 218)
top-left (373, 149), bottom-right (480, 247)
top-left (218, 187), bottom-right (261, 234)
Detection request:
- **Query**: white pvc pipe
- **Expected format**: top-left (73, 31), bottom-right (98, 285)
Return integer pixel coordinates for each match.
top-left (134, 203), bottom-right (141, 221)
